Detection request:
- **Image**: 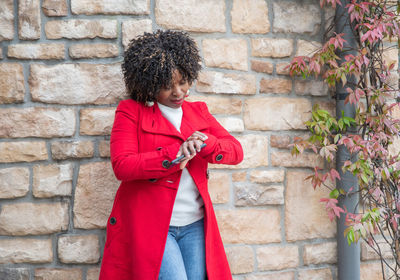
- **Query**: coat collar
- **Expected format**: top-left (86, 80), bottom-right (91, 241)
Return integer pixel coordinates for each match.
top-left (141, 101), bottom-right (209, 140)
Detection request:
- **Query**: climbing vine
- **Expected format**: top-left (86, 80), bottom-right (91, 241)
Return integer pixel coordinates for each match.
top-left (290, 0), bottom-right (400, 277)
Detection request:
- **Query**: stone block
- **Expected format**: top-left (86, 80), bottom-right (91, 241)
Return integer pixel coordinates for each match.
top-left (208, 172), bottom-right (230, 204)
top-left (0, 142), bottom-right (47, 163)
top-left (73, 162), bottom-right (119, 229)
top-left (251, 38), bottom-right (293, 58)
top-left (216, 209), bottom-right (281, 244)
top-left (69, 44), bottom-right (119, 59)
top-left (231, 0), bottom-right (269, 34)
top-left (80, 108), bottom-right (115, 136)
top-left (196, 71), bottom-right (256, 95)
top-left (45, 19), bottom-right (117, 39)
top-left (276, 62), bottom-right (290, 75)
top-left (383, 46), bottom-right (399, 69)
top-left (260, 78), bottom-right (292, 94)
top-left (58, 235), bottom-right (100, 264)
top-left (257, 245), bottom-right (299, 271)
top-left (389, 136), bottom-right (400, 159)
top-left (303, 242), bottom-right (337, 265)
top-left (249, 170), bottom-right (284, 183)
top-left (99, 140), bottom-right (110, 157)
top-left (270, 134), bottom-right (291, 149)
top-left (296, 40), bottom-right (322, 57)
top-left (361, 262), bottom-right (383, 280)
top-left (203, 38), bottom-right (248, 71)
top-left (0, 0), bottom-right (14, 41)
top-left (86, 267), bottom-right (100, 280)
top-left (155, 0), bottom-right (225, 32)
top-left (210, 135), bottom-right (268, 169)
top-left (286, 171), bottom-right (336, 241)
top-left (271, 151), bottom-right (324, 168)
top-left (235, 184), bottom-right (284, 206)
top-left (0, 202), bottom-right (69, 235)
top-left (215, 117), bottom-right (244, 132)
top-left (273, 2), bottom-right (321, 35)
top-left (51, 141), bottom-right (94, 160)
top-left (122, 19), bottom-right (152, 49)
top-left (0, 239), bottom-right (52, 263)
top-left (245, 271), bottom-right (294, 280)
top-left (0, 108), bottom-right (75, 138)
top-left (361, 239), bottom-right (393, 260)
top-left (251, 60), bottom-right (273, 74)
top-left (298, 268), bottom-right (332, 280)
top-left (244, 97), bottom-right (312, 130)
top-left (295, 80), bottom-right (328, 96)
top-left (226, 246), bottom-right (254, 274)
top-left (186, 95), bottom-right (242, 115)
top-left (42, 0), bottom-right (68, 16)
top-left (34, 268), bottom-right (82, 280)
top-left (71, 0), bottom-right (149, 15)
top-left (8, 44), bottom-right (65, 59)
top-left (0, 167), bottom-right (29, 199)
top-left (18, 0), bottom-right (40, 40)
top-left (0, 268), bottom-right (29, 280)
top-left (232, 171), bottom-right (246, 182)
top-left (0, 63), bottom-right (25, 104)
top-left (30, 63), bottom-right (125, 105)
top-left (33, 163), bottom-right (73, 197)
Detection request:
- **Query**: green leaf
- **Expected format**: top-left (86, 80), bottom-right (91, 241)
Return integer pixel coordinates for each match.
top-left (361, 174), bottom-right (369, 184)
top-left (338, 119), bottom-right (344, 130)
top-left (347, 229), bottom-right (355, 246)
top-left (341, 73), bottom-right (347, 85)
top-left (329, 188), bottom-right (340, 199)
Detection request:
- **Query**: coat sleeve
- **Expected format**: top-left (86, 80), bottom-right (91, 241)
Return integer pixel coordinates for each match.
top-left (110, 100), bottom-right (181, 181)
top-left (197, 102), bottom-right (244, 165)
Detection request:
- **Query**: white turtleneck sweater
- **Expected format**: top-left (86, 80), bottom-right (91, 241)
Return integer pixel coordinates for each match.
top-left (157, 102), bottom-right (204, 226)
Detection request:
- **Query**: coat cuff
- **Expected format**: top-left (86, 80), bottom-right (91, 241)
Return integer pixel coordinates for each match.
top-left (199, 133), bottom-right (217, 157)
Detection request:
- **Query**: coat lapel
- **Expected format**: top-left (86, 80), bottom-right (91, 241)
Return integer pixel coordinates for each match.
top-left (141, 103), bottom-right (184, 140)
top-left (141, 101), bottom-right (209, 140)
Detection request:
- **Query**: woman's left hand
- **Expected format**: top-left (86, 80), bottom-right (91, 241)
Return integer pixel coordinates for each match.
top-left (176, 131), bottom-right (208, 169)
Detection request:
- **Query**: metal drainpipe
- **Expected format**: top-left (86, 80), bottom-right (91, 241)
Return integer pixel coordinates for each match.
top-left (335, 1), bottom-right (360, 279)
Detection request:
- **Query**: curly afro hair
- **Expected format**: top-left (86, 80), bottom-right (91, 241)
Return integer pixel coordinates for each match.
top-left (122, 29), bottom-right (202, 104)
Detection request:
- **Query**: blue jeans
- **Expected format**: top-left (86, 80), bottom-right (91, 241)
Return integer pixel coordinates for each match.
top-left (158, 218), bottom-right (206, 280)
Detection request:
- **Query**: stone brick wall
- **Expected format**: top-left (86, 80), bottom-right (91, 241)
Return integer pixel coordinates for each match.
top-left (0, 0), bottom-right (398, 279)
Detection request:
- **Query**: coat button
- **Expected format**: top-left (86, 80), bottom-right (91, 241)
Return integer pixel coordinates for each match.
top-left (156, 147), bottom-right (163, 150)
top-left (110, 217), bottom-right (117, 225)
top-left (162, 160), bottom-right (170, 169)
top-left (149, 178), bottom-right (157, 182)
top-left (216, 154), bottom-right (223, 161)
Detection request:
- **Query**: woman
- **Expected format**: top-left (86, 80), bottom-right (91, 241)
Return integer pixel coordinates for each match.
top-left (99, 30), bottom-right (243, 280)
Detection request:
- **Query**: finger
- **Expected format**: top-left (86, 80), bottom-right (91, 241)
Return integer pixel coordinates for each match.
top-left (194, 139), bottom-right (203, 152)
top-left (182, 142), bottom-right (192, 159)
top-left (186, 141), bottom-right (197, 156)
top-left (187, 131), bottom-right (207, 142)
top-left (193, 131), bottom-right (208, 140)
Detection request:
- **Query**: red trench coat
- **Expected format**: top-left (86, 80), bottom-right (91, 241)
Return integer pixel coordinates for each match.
top-left (99, 99), bottom-right (243, 280)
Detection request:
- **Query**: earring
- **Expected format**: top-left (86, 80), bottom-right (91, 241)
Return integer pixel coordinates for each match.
top-left (145, 101), bottom-right (154, 107)
top-left (185, 90), bottom-right (190, 97)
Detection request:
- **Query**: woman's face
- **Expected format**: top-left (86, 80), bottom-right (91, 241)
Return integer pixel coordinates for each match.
top-left (156, 69), bottom-right (190, 108)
